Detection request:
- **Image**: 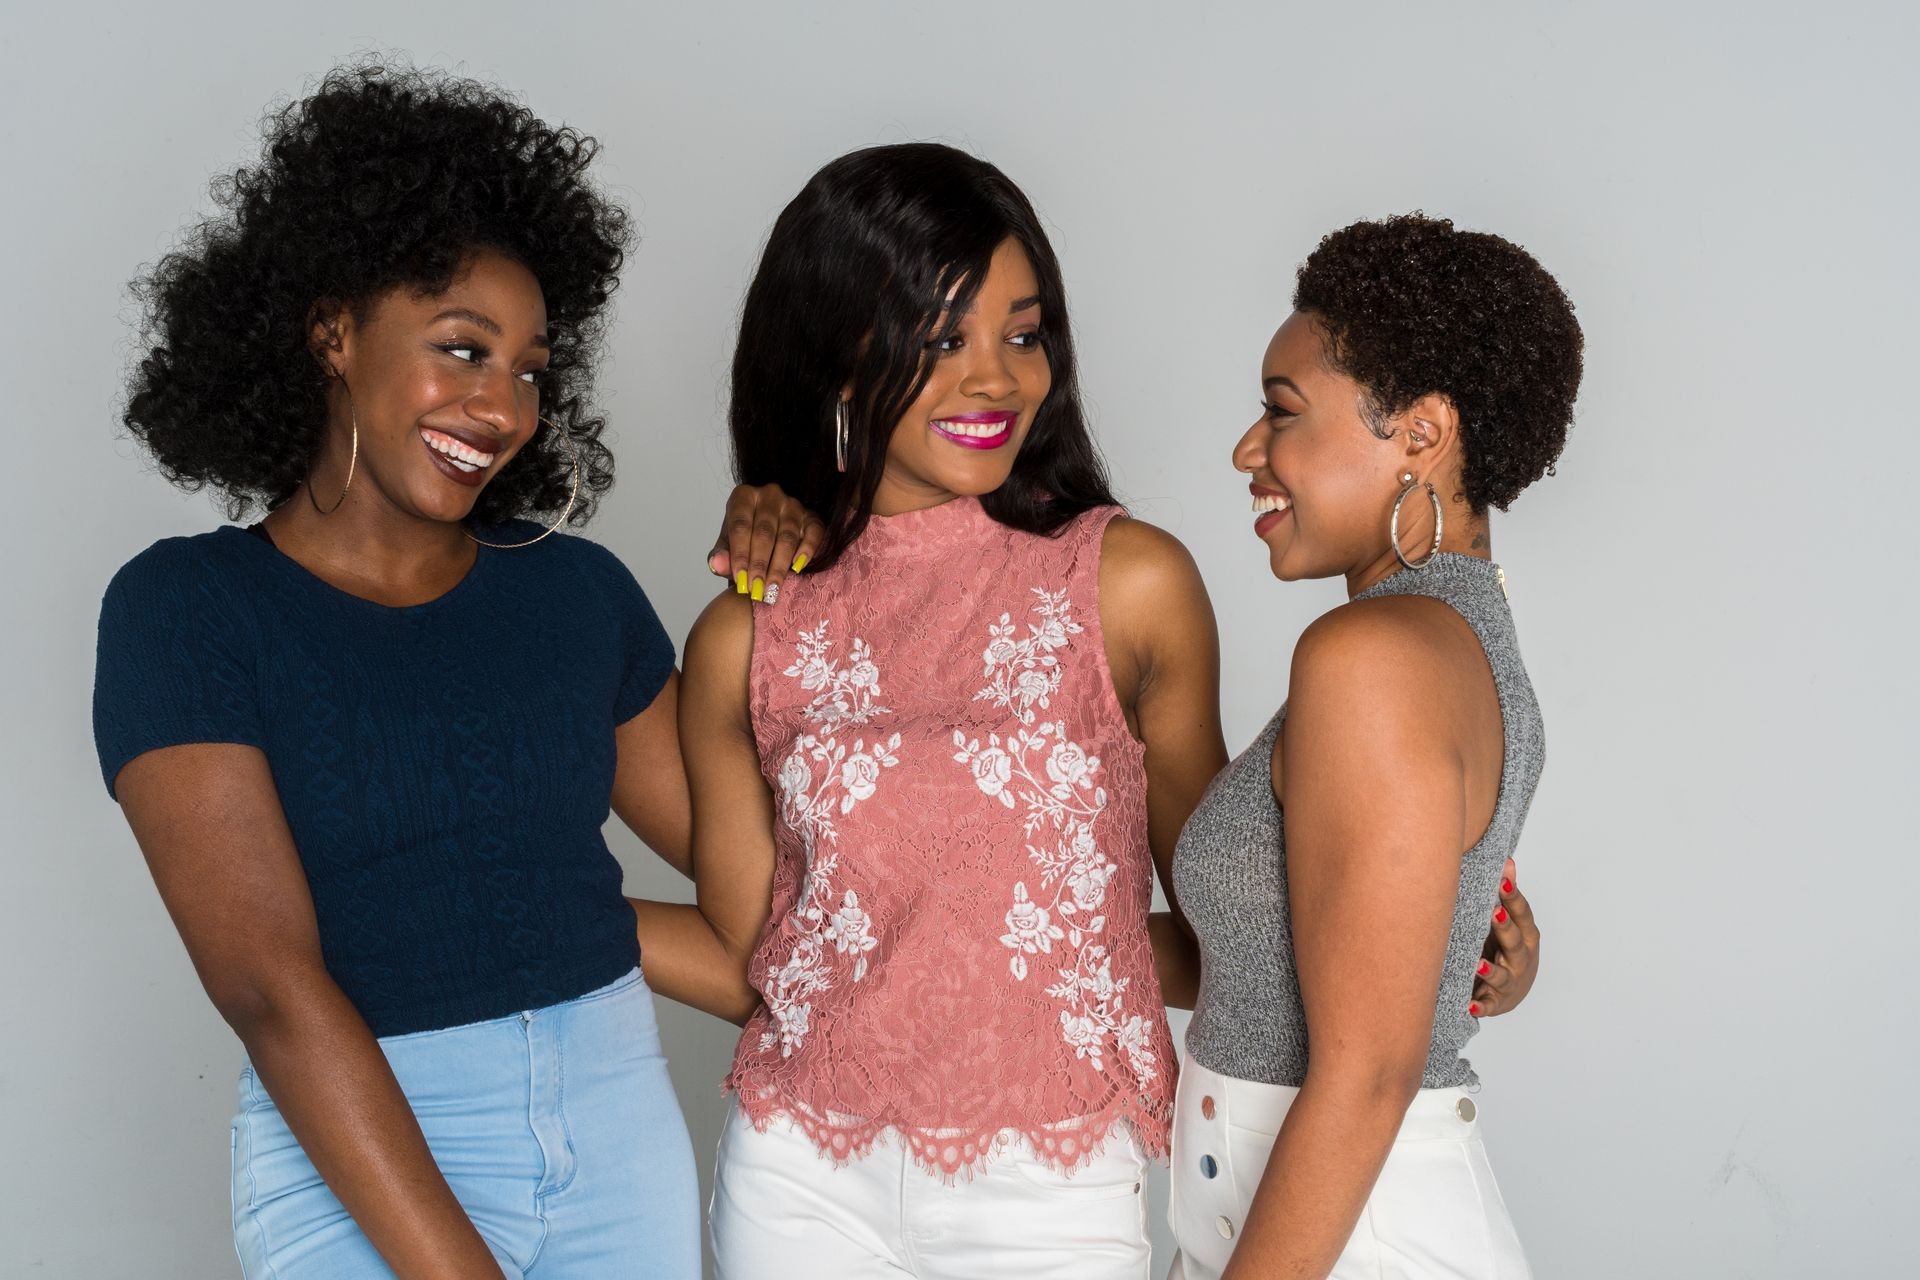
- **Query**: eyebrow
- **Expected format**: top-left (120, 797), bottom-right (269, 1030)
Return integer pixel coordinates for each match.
top-left (940, 293), bottom-right (1045, 320)
top-left (1263, 375), bottom-right (1307, 399)
top-left (432, 308), bottom-right (550, 348)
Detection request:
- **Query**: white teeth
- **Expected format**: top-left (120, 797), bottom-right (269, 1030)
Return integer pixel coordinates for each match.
top-left (422, 429), bottom-right (495, 469)
top-left (933, 418), bottom-right (1011, 439)
top-left (1251, 493), bottom-right (1291, 513)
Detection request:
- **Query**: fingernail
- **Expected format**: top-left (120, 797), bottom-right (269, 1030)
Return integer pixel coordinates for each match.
top-left (1477, 960), bottom-right (1491, 976)
top-left (1502, 879), bottom-right (1514, 895)
top-left (763, 581), bottom-right (780, 605)
top-left (791, 553), bottom-right (809, 573)
top-left (1469, 1002), bottom-right (1482, 1017)
top-left (1494, 907), bottom-right (1508, 924)
top-left (750, 578), bottom-right (765, 602)
top-left (735, 570), bottom-right (748, 594)
top-left (709, 553), bottom-right (727, 573)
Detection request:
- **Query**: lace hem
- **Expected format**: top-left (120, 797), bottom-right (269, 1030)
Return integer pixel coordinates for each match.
top-left (727, 1082), bottom-right (1172, 1183)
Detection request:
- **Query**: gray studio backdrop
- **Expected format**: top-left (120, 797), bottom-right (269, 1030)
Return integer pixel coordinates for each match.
top-left (4, 2), bottom-right (1912, 1276)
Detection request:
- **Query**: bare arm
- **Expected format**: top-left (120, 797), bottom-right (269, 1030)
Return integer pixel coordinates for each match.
top-left (611, 670), bottom-right (693, 878)
top-left (115, 745), bottom-right (503, 1280)
top-left (1223, 604), bottom-right (1472, 1279)
top-left (1097, 519), bottom-right (1228, 1011)
top-left (628, 590), bottom-right (775, 1025)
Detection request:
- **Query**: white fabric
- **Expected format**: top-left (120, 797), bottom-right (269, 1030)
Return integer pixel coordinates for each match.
top-left (1169, 1057), bottom-right (1531, 1279)
top-left (709, 1107), bottom-right (1151, 1279)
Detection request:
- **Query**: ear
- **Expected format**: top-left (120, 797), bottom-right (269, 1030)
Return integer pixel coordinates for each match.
top-left (307, 301), bottom-right (350, 380)
top-left (1398, 392), bottom-right (1460, 469)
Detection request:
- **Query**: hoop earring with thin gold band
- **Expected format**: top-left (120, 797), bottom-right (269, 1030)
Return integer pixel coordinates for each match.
top-left (465, 416), bottom-right (582, 550)
top-left (1390, 471), bottom-right (1443, 570)
top-left (307, 398), bottom-right (359, 515)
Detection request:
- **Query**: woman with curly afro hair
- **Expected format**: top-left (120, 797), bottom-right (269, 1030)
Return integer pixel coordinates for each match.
top-left (92, 62), bottom-right (814, 1278)
top-left (1165, 214), bottom-right (1579, 1279)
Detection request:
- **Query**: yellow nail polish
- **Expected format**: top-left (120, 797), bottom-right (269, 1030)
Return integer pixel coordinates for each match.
top-left (791, 553), bottom-right (809, 573)
top-left (750, 578), bottom-right (766, 602)
top-left (735, 570), bottom-right (748, 594)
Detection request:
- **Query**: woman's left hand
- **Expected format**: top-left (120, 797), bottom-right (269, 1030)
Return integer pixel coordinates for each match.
top-left (1471, 857), bottom-right (1540, 1017)
top-left (705, 483), bottom-right (827, 604)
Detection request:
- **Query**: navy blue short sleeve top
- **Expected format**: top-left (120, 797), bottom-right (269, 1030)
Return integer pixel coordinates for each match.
top-left (92, 524), bottom-right (674, 1036)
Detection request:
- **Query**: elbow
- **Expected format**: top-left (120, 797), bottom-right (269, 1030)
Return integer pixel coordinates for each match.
top-left (203, 964), bottom-right (332, 1047)
top-left (1304, 1048), bottom-right (1427, 1114)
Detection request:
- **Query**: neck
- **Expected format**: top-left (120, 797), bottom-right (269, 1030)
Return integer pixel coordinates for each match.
top-left (1345, 508), bottom-right (1492, 599)
top-left (871, 468), bottom-right (969, 517)
top-left (264, 472), bottom-right (475, 598)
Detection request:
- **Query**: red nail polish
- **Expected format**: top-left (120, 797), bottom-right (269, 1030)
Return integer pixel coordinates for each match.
top-left (1477, 960), bottom-right (1491, 976)
top-left (1494, 908), bottom-right (1508, 924)
top-left (1469, 1002), bottom-right (1481, 1016)
top-left (1502, 879), bottom-right (1514, 895)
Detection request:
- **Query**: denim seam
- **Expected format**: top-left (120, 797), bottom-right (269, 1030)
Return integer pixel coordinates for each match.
top-left (549, 1022), bottom-right (579, 1197)
top-left (518, 1014), bottom-right (553, 1274)
top-left (235, 1072), bottom-right (284, 1280)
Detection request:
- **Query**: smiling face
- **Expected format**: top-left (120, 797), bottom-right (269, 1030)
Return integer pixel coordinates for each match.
top-left (1233, 310), bottom-right (1448, 585)
top-left (869, 237), bottom-right (1052, 514)
top-left (312, 248), bottom-right (552, 524)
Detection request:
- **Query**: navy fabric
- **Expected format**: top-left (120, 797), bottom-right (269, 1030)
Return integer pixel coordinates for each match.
top-left (93, 524), bottom-right (674, 1036)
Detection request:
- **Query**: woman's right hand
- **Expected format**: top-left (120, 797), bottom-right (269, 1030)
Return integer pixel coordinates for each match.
top-left (705, 483), bottom-right (826, 604)
top-left (114, 743), bottom-right (504, 1280)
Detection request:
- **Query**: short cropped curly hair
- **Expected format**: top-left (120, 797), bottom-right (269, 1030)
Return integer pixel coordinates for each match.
top-left (124, 60), bottom-right (632, 524)
top-left (1294, 214), bottom-right (1582, 514)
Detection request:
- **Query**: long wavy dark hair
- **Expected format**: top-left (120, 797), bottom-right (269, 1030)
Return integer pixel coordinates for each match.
top-left (729, 143), bottom-right (1115, 571)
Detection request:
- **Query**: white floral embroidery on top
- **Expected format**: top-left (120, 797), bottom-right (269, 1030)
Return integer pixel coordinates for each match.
top-left (951, 588), bottom-right (1157, 1084)
top-left (762, 623), bottom-right (900, 1057)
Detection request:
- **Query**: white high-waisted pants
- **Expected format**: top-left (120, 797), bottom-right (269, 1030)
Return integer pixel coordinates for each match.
top-left (709, 1107), bottom-right (1152, 1279)
top-left (1168, 1057), bottom-right (1531, 1279)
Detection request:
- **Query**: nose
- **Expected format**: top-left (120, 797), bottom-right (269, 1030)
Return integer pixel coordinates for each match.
top-left (956, 340), bottom-right (1019, 402)
top-left (463, 367), bottom-right (528, 437)
top-left (1233, 417), bottom-right (1269, 474)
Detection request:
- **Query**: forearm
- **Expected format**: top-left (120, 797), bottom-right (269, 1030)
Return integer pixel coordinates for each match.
top-left (629, 898), bottom-right (759, 1024)
top-left (1149, 910), bottom-right (1200, 1010)
top-left (224, 972), bottom-right (501, 1280)
top-left (1222, 1066), bottom-right (1421, 1280)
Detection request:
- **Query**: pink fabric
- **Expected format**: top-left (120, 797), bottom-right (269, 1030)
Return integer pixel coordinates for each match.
top-left (725, 497), bottom-right (1175, 1179)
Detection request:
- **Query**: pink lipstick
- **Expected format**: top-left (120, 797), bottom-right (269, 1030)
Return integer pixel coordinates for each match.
top-left (929, 410), bottom-right (1017, 450)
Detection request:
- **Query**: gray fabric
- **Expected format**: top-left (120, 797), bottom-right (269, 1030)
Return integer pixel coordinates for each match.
top-left (1173, 554), bottom-right (1545, 1088)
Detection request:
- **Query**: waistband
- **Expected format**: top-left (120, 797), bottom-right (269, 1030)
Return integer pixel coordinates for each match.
top-left (1179, 1055), bottom-right (1482, 1143)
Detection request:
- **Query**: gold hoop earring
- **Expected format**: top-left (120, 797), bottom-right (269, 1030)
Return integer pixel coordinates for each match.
top-left (834, 400), bottom-right (850, 473)
top-left (307, 397), bottom-right (359, 515)
top-left (1390, 471), bottom-right (1443, 571)
top-left (465, 417), bottom-right (581, 550)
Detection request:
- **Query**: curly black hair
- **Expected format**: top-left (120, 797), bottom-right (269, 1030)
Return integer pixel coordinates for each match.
top-left (1293, 213), bottom-right (1582, 514)
top-left (124, 60), bottom-right (632, 524)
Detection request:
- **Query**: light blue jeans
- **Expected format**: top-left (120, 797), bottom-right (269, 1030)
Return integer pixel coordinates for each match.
top-left (231, 968), bottom-right (698, 1278)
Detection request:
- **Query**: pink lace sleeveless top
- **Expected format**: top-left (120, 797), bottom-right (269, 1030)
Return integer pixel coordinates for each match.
top-left (724, 497), bottom-right (1175, 1178)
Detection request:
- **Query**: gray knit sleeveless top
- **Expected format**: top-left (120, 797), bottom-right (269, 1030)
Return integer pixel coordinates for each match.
top-left (1173, 554), bottom-right (1544, 1089)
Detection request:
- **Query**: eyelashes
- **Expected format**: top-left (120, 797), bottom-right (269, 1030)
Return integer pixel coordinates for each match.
top-left (926, 329), bottom-right (1045, 356)
top-left (1262, 400), bottom-right (1297, 421)
top-left (440, 342), bottom-right (548, 385)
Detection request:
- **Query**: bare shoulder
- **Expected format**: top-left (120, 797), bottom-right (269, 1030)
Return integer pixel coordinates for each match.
top-left (1290, 595), bottom-right (1469, 702)
top-left (1290, 594), bottom-right (1482, 706)
top-left (1099, 517), bottom-right (1212, 625)
top-left (683, 587), bottom-right (756, 701)
top-left (1100, 515), bottom-right (1202, 590)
